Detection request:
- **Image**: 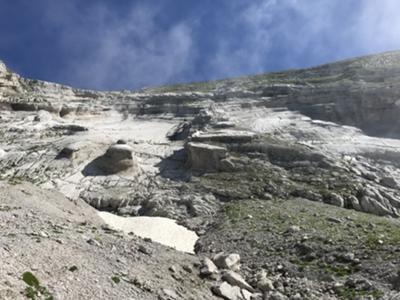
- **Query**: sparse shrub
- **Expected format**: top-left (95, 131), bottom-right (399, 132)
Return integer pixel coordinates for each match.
top-left (22, 271), bottom-right (53, 300)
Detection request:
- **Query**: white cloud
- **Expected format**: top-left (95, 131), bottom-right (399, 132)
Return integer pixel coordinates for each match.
top-left (210, 0), bottom-right (400, 77)
top-left (37, 0), bottom-right (400, 90)
top-left (43, 2), bottom-right (195, 90)
top-left (352, 0), bottom-right (400, 53)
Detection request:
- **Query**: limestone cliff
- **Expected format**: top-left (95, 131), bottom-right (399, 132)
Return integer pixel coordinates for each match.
top-left (2, 52), bottom-right (400, 299)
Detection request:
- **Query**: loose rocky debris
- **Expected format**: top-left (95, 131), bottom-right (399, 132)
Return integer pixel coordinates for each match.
top-left (0, 183), bottom-right (217, 300)
top-left (2, 52), bottom-right (400, 298)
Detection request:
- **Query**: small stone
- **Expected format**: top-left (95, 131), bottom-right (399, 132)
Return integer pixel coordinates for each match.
top-left (325, 193), bottom-right (344, 207)
top-left (213, 252), bottom-right (241, 270)
top-left (161, 288), bottom-right (178, 299)
top-left (301, 235), bottom-right (309, 241)
top-left (138, 245), bottom-right (151, 255)
top-left (326, 217), bottom-right (342, 224)
top-left (250, 293), bottom-right (263, 300)
top-left (212, 282), bottom-right (242, 300)
top-left (241, 289), bottom-right (252, 300)
top-left (291, 293), bottom-right (302, 300)
top-left (200, 257), bottom-right (218, 276)
top-left (87, 239), bottom-right (101, 246)
top-left (342, 252), bottom-right (355, 262)
top-left (256, 270), bottom-right (274, 292)
top-left (116, 139), bottom-right (127, 144)
top-left (222, 270), bottom-right (255, 292)
top-left (287, 225), bottom-right (300, 233)
top-left (39, 231), bottom-right (49, 238)
top-left (182, 265), bottom-right (193, 273)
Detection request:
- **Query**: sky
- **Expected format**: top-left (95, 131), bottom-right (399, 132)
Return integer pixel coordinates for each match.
top-left (1, 0), bottom-right (400, 91)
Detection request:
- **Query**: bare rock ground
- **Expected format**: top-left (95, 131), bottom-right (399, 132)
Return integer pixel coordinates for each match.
top-left (2, 51), bottom-right (400, 299)
top-left (0, 182), bottom-right (217, 300)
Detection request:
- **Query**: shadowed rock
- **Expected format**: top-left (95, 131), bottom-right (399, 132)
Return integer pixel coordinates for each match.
top-left (186, 142), bottom-right (227, 173)
top-left (82, 144), bottom-right (139, 176)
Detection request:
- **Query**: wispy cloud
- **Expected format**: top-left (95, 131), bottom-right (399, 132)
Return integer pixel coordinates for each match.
top-left (5, 0), bottom-right (400, 90)
top-left (42, 2), bottom-right (195, 90)
top-left (211, 0), bottom-right (400, 77)
top-left (352, 0), bottom-right (400, 53)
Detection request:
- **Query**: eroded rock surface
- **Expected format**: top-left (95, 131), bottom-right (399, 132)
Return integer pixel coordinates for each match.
top-left (2, 51), bottom-right (400, 299)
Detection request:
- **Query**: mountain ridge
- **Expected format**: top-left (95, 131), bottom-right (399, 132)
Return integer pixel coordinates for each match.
top-left (2, 51), bottom-right (400, 299)
top-left (2, 49), bottom-right (400, 94)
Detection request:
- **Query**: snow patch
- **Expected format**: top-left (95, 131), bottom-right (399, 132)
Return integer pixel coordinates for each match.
top-left (98, 212), bottom-right (198, 253)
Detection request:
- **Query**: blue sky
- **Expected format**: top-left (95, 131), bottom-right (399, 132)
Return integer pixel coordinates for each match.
top-left (1, 0), bottom-right (400, 90)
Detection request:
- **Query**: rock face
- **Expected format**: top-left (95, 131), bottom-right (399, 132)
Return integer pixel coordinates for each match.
top-left (167, 121), bottom-right (192, 140)
top-left (213, 253), bottom-right (241, 270)
top-left (3, 52), bottom-right (400, 299)
top-left (186, 142), bottom-right (228, 172)
top-left (101, 144), bottom-right (137, 174)
top-left (83, 144), bottom-right (139, 175)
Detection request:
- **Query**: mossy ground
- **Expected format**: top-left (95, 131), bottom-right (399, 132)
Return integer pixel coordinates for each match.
top-left (198, 192), bottom-right (399, 299)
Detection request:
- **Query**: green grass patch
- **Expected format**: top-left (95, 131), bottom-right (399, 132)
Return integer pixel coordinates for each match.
top-left (336, 287), bottom-right (384, 300)
top-left (22, 271), bottom-right (54, 300)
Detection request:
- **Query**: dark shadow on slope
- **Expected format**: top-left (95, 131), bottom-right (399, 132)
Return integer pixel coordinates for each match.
top-left (155, 148), bottom-right (191, 181)
top-left (81, 155), bottom-right (112, 176)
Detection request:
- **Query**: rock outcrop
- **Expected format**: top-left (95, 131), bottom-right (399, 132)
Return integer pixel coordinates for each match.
top-left (186, 142), bottom-right (228, 172)
top-left (2, 52), bottom-right (400, 299)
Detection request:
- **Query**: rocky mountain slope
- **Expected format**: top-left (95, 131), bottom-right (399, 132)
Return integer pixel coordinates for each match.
top-left (1, 51), bottom-right (400, 299)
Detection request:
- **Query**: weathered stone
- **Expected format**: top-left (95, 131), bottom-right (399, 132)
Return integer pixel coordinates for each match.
top-left (167, 122), bottom-right (191, 140)
top-left (240, 289), bottom-right (253, 300)
top-left (96, 144), bottom-right (138, 174)
top-left (287, 225), bottom-right (300, 233)
top-left (200, 257), bottom-right (218, 276)
top-left (362, 171), bottom-right (379, 182)
top-left (380, 176), bottom-right (400, 189)
top-left (347, 195), bottom-right (362, 211)
top-left (212, 282), bottom-right (243, 300)
top-left (222, 270), bottom-right (255, 292)
top-left (213, 252), bottom-right (241, 270)
top-left (186, 142), bottom-right (227, 172)
top-left (219, 158), bottom-right (236, 172)
top-left (324, 192), bottom-right (344, 207)
top-left (57, 142), bottom-right (82, 159)
top-left (359, 187), bottom-right (394, 216)
top-left (116, 139), bottom-right (127, 144)
top-left (256, 270), bottom-right (274, 292)
top-left (34, 110), bottom-right (53, 122)
top-left (161, 288), bottom-right (178, 299)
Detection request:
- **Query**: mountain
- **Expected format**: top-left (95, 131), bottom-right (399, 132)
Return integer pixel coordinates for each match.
top-left (1, 51), bottom-right (400, 299)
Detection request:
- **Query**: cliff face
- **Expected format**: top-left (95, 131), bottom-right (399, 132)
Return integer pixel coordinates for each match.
top-left (3, 51), bottom-right (400, 135)
top-left (2, 52), bottom-right (400, 299)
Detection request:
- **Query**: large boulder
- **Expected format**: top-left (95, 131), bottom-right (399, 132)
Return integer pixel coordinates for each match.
top-left (83, 144), bottom-right (139, 175)
top-left (186, 142), bottom-right (227, 172)
top-left (100, 144), bottom-right (137, 174)
top-left (166, 121), bottom-right (192, 140)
